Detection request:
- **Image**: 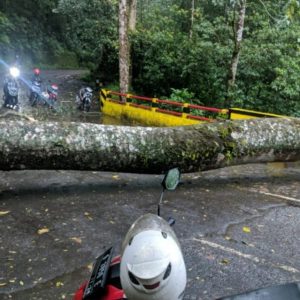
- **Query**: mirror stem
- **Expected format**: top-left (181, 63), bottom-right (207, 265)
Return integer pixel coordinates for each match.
top-left (158, 189), bottom-right (165, 216)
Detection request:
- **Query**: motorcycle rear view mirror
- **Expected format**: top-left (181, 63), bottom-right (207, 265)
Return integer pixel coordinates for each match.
top-left (161, 167), bottom-right (181, 191)
top-left (158, 168), bottom-right (180, 216)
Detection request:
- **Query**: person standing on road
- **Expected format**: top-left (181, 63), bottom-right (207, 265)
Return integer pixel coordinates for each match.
top-left (31, 68), bottom-right (42, 84)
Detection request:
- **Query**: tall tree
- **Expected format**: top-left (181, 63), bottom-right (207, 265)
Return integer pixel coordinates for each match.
top-left (129, 0), bottom-right (137, 30)
top-left (119, 0), bottom-right (130, 97)
top-left (119, 0), bottom-right (137, 96)
top-left (190, 0), bottom-right (195, 38)
top-left (128, 0), bottom-right (137, 91)
top-left (225, 0), bottom-right (247, 107)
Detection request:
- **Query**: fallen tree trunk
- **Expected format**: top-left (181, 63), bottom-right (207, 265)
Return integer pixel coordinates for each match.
top-left (0, 118), bottom-right (300, 173)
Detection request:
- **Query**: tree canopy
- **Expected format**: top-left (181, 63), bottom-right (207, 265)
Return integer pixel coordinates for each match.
top-left (1, 0), bottom-right (300, 116)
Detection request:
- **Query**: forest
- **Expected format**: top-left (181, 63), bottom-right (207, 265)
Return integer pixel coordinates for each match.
top-left (1, 0), bottom-right (300, 116)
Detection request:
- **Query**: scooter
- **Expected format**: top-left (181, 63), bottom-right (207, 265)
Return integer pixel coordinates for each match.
top-left (29, 79), bottom-right (42, 106)
top-left (42, 83), bottom-right (58, 108)
top-left (3, 66), bottom-right (20, 111)
top-left (74, 169), bottom-right (300, 300)
top-left (76, 87), bottom-right (93, 112)
top-left (74, 168), bottom-right (182, 300)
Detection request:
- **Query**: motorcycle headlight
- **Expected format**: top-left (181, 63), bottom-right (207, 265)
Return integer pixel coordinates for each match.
top-left (10, 67), bottom-right (20, 78)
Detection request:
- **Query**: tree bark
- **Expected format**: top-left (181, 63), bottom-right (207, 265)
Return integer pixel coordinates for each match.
top-left (0, 118), bottom-right (300, 174)
top-left (128, 0), bottom-right (137, 93)
top-left (129, 0), bottom-right (137, 31)
top-left (119, 0), bottom-right (130, 98)
top-left (190, 0), bottom-right (195, 39)
top-left (225, 0), bottom-right (246, 107)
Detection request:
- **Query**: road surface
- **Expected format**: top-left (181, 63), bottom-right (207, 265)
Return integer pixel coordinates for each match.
top-left (0, 70), bottom-right (299, 300)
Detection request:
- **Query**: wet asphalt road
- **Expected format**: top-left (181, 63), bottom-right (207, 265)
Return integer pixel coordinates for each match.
top-left (0, 69), bottom-right (128, 125)
top-left (0, 70), bottom-right (300, 299)
top-left (0, 163), bottom-right (299, 300)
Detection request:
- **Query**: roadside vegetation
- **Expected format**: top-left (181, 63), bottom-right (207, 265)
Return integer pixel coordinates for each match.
top-left (1, 0), bottom-right (300, 116)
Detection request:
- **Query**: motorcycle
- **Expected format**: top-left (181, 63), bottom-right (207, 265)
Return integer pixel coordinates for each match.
top-left (3, 66), bottom-right (20, 110)
top-left (29, 79), bottom-right (42, 106)
top-left (74, 168), bottom-right (183, 300)
top-left (73, 167), bottom-right (300, 300)
top-left (41, 83), bottom-right (58, 108)
top-left (76, 87), bottom-right (93, 112)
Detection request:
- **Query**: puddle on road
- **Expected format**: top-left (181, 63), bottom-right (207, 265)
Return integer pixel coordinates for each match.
top-left (266, 161), bottom-right (300, 177)
top-left (15, 89), bottom-right (138, 126)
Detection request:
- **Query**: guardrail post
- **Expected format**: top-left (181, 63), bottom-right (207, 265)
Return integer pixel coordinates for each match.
top-left (183, 103), bottom-right (190, 114)
top-left (99, 89), bottom-right (108, 111)
top-left (100, 89), bottom-right (107, 101)
top-left (220, 109), bottom-right (230, 119)
top-left (152, 98), bottom-right (158, 111)
top-left (126, 93), bottom-right (132, 103)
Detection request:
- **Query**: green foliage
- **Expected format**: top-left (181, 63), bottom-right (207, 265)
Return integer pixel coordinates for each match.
top-left (57, 0), bottom-right (118, 68)
top-left (54, 50), bottom-right (79, 69)
top-left (0, 12), bottom-right (12, 48)
top-left (169, 88), bottom-right (195, 103)
top-left (131, 3), bottom-right (232, 108)
top-left (1, 0), bottom-right (300, 117)
top-left (0, 0), bottom-right (76, 67)
top-left (130, 0), bottom-right (300, 116)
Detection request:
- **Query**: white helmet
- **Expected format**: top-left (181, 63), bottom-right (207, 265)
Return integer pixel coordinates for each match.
top-left (120, 214), bottom-right (186, 300)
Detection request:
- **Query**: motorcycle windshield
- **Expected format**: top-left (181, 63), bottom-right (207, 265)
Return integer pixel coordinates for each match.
top-left (32, 86), bottom-right (41, 93)
top-left (84, 92), bottom-right (92, 98)
top-left (121, 213), bottom-right (181, 254)
top-left (33, 81), bottom-right (41, 86)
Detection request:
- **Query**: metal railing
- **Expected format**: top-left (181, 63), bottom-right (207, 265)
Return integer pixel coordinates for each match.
top-left (103, 90), bottom-right (229, 122)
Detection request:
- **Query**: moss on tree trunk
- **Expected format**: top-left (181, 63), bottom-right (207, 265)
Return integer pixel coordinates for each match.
top-left (0, 118), bottom-right (300, 173)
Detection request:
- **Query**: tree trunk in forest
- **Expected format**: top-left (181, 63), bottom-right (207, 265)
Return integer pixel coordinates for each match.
top-left (190, 0), bottom-right (195, 39)
top-left (225, 0), bottom-right (247, 108)
top-left (0, 118), bottom-right (300, 174)
top-left (129, 0), bottom-right (137, 31)
top-left (119, 0), bottom-right (136, 99)
top-left (119, 0), bottom-right (130, 98)
top-left (128, 0), bottom-right (137, 92)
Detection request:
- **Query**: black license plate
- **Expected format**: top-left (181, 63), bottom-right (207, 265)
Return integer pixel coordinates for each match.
top-left (83, 247), bottom-right (114, 300)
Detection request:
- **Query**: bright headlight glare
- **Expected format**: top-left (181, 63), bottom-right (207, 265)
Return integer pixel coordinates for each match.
top-left (10, 67), bottom-right (20, 78)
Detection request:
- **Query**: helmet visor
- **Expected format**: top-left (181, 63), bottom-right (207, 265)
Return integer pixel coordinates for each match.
top-left (121, 214), bottom-right (180, 254)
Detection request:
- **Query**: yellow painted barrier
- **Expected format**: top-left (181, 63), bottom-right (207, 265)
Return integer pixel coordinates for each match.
top-left (100, 89), bottom-right (287, 126)
top-left (229, 108), bottom-right (286, 120)
top-left (100, 98), bottom-right (202, 127)
top-left (100, 89), bottom-right (210, 127)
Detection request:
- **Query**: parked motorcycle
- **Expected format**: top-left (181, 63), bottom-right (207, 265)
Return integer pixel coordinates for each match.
top-left (3, 67), bottom-right (20, 110)
top-left (74, 168), bottom-right (186, 300)
top-left (76, 87), bottom-right (93, 112)
top-left (41, 83), bottom-right (58, 108)
top-left (73, 166), bottom-right (300, 300)
top-left (29, 79), bottom-right (42, 106)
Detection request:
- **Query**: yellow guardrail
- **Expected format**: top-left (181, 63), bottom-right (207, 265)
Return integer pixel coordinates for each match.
top-left (100, 89), bottom-right (287, 126)
top-left (229, 108), bottom-right (286, 120)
